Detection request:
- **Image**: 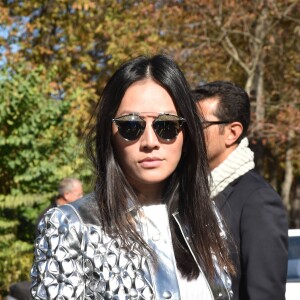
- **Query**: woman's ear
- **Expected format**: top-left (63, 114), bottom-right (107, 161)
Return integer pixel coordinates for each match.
top-left (225, 122), bottom-right (243, 147)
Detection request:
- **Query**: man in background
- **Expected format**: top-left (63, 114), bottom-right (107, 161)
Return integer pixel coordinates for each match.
top-left (193, 81), bottom-right (288, 300)
top-left (55, 177), bottom-right (83, 206)
top-left (35, 177), bottom-right (83, 229)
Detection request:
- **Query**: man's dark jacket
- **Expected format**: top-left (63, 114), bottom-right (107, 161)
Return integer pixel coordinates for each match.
top-left (215, 170), bottom-right (288, 300)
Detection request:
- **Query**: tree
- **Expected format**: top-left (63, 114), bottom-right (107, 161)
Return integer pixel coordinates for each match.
top-left (0, 62), bottom-right (90, 295)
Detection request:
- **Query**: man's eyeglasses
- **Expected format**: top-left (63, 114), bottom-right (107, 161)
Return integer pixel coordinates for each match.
top-left (201, 120), bottom-right (231, 129)
top-left (112, 113), bottom-right (186, 141)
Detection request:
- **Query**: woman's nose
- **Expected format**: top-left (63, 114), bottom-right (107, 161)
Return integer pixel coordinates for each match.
top-left (139, 122), bottom-right (160, 150)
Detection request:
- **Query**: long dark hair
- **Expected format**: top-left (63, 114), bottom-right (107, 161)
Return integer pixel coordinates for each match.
top-left (86, 54), bottom-right (233, 279)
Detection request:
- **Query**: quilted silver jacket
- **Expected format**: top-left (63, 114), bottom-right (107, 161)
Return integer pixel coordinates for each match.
top-left (31, 194), bottom-right (232, 299)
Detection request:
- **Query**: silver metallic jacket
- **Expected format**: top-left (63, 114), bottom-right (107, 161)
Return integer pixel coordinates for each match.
top-left (31, 195), bottom-right (232, 299)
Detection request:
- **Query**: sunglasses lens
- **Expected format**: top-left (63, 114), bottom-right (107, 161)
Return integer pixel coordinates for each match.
top-left (153, 120), bottom-right (182, 141)
top-left (115, 121), bottom-right (145, 141)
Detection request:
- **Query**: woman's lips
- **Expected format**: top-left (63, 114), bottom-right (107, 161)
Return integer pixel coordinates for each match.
top-left (139, 157), bottom-right (163, 168)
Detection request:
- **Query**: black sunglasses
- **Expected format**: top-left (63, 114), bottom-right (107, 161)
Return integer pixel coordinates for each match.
top-left (112, 113), bottom-right (186, 141)
top-left (201, 120), bottom-right (231, 129)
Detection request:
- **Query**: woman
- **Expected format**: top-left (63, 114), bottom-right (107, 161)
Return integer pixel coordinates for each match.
top-left (31, 55), bottom-right (233, 299)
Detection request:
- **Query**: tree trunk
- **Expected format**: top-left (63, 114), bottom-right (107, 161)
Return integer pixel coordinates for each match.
top-left (255, 63), bottom-right (265, 131)
top-left (281, 129), bottom-right (295, 212)
top-left (245, 7), bottom-right (269, 173)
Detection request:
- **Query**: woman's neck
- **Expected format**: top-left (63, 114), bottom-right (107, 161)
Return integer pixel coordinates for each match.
top-left (134, 184), bottom-right (164, 206)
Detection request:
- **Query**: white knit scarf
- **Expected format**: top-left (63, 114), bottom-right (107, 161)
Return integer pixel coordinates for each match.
top-left (210, 137), bottom-right (255, 198)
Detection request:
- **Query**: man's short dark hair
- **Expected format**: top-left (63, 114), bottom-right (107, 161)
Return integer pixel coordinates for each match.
top-left (193, 81), bottom-right (250, 143)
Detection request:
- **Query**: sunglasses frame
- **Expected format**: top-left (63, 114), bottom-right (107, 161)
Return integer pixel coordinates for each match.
top-left (201, 120), bottom-right (231, 129)
top-left (112, 113), bottom-right (186, 141)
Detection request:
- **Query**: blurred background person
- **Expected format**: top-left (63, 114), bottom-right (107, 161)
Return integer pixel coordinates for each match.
top-left (55, 177), bottom-right (83, 206)
top-left (5, 282), bottom-right (30, 300)
top-left (35, 177), bottom-right (83, 229)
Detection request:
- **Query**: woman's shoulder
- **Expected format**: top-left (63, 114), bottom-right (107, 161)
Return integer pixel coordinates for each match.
top-left (61, 192), bottom-right (102, 226)
top-left (36, 193), bottom-right (102, 235)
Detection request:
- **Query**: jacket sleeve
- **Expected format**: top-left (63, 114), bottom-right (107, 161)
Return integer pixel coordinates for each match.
top-left (30, 207), bottom-right (85, 299)
top-left (240, 186), bottom-right (288, 300)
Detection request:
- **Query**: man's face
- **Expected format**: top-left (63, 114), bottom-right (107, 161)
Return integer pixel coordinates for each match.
top-left (65, 182), bottom-right (83, 202)
top-left (197, 98), bottom-right (229, 171)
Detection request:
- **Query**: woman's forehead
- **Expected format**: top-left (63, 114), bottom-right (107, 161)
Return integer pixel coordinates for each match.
top-left (116, 80), bottom-right (177, 114)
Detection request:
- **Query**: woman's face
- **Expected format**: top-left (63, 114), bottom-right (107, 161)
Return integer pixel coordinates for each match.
top-left (112, 79), bottom-right (184, 197)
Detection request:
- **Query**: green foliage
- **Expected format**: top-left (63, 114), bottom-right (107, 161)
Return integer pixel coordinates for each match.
top-left (0, 63), bottom-right (91, 295)
top-left (0, 240), bottom-right (33, 296)
top-left (0, 64), bottom-right (83, 194)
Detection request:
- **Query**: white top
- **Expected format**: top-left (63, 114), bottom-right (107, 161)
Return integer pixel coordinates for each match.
top-left (177, 269), bottom-right (214, 300)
